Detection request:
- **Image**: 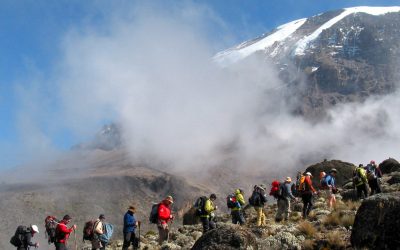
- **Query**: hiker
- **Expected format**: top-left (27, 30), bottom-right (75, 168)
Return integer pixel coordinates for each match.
top-left (275, 177), bottom-right (297, 222)
top-left (294, 171), bottom-right (303, 197)
top-left (55, 215), bottom-right (77, 250)
top-left (10, 225), bottom-right (39, 250)
top-left (353, 164), bottom-right (368, 200)
top-left (230, 189), bottom-right (246, 225)
top-left (249, 185), bottom-right (268, 226)
top-left (92, 214), bottom-right (106, 250)
top-left (366, 160), bottom-right (382, 195)
top-left (158, 196), bottom-right (174, 245)
top-left (300, 172), bottom-right (317, 219)
top-left (44, 216), bottom-right (58, 245)
top-left (321, 168), bottom-right (337, 210)
top-left (199, 194), bottom-right (218, 233)
top-left (122, 206), bottom-right (139, 250)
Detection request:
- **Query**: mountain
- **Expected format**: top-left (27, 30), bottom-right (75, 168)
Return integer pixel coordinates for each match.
top-left (215, 6), bottom-right (400, 118)
top-left (72, 123), bottom-right (123, 151)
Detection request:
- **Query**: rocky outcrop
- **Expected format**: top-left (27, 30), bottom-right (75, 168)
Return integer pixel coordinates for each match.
top-left (191, 223), bottom-right (258, 250)
top-left (350, 192), bottom-right (400, 249)
top-left (379, 158), bottom-right (400, 174)
top-left (305, 159), bottom-right (355, 187)
top-left (183, 207), bottom-right (200, 225)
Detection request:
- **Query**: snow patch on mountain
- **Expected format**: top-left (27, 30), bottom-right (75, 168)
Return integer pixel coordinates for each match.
top-left (294, 6), bottom-right (400, 56)
top-left (214, 18), bottom-right (307, 66)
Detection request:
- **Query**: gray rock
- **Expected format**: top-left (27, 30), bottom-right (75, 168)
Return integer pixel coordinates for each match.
top-left (379, 158), bottom-right (400, 174)
top-left (351, 192), bottom-right (400, 249)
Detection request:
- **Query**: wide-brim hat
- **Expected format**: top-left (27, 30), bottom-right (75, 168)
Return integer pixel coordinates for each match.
top-left (128, 206), bottom-right (136, 212)
top-left (286, 177), bottom-right (292, 182)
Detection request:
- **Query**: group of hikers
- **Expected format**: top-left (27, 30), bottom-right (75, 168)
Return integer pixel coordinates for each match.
top-left (11, 161), bottom-right (384, 249)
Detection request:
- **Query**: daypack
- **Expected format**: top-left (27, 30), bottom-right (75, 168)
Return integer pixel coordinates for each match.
top-left (149, 203), bottom-right (160, 224)
top-left (249, 190), bottom-right (261, 206)
top-left (226, 194), bottom-right (237, 208)
top-left (194, 196), bottom-right (207, 216)
top-left (353, 168), bottom-right (362, 184)
top-left (45, 216), bottom-right (58, 244)
top-left (10, 225), bottom-right (28, 247)
top-left (98, 223), bottom-right (114, 243)
top-left (297, 175), bottom-right (306, 192)
top-left (83, 220), bottom-right (95, 241)
top-left (320, 175), bottom-right (329, 188)
top-left (366, 165), bottom-right (377, 180)
top-left (269, 180), bottom-right (281, 198)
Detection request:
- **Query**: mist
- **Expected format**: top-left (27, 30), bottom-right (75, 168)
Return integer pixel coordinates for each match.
top-left (7, 2), bottom-right (400, 179)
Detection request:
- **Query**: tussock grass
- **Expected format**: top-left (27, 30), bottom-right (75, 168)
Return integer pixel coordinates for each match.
top-left (297, 221), bottom-right (317, 238)
top-left (323, 212), bottom-right (341, 226)
top-left (339, 214), bottom-right (355, 228)
top-left (344, 200), bottom-right (361, 211)
top-left (303, 239), bottom-right (315, 250)
top-left (327, 231), bottom-right (345, 248)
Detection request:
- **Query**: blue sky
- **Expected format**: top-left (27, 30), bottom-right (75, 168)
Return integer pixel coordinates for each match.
top-left (1, 0), bottom-right (399, 169)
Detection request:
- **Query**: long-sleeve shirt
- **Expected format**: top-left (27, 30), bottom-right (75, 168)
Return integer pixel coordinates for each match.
top-left (325, 174), bottom-right (335, 187)
top-left (56, 221), bottom-right (74, 243)
top-left (304, 176), bottom-right (316, 193)
top-left (123, 211), bottom-right (137, 233)
top-left (201, 199), bottom-right (216, 217)
top-left (280, 182), bottom-right (296, 200)
top-left (94, 219), bottom-right (104, 235)
top-left (22, 232), bottom-right (36, 248)
top-left (232, 189), bottom-right (245, 211)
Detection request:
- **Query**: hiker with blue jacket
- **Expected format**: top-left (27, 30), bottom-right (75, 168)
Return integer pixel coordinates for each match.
top-left (231, 189), bottom-right (246, 225)
top-left (275, 177), bottom-right (297, 222)
top-left (321, 168), bottom-right (338, 210)
top-left (199, 194), bottom-right (217, 232)
top-left (122, 206), bottom-right (139, 250)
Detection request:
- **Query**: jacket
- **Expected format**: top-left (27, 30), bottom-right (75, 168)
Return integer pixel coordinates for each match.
top-left (279, 182), bottom-right (296, 200)
top-left (200, 199), bottom-right (216, 218)
top-left (353, 167), bottom-right (368, 186)
top-left (231, 189), bottom-right (245, 211)
top-left (303, 176), bottom-right (316, 193)
top-left (21, 230), bottom-right (36, 248)
top-left (94, 219), bottom-right (104, 235)
top-left (324, 174), bottom-right (335, 188)
top-left (158, 202), bottom-right (172, 225)
top-left (123, 211), bottom-right (137, 233)
top-left (56, 221), bottom-right (74, 243)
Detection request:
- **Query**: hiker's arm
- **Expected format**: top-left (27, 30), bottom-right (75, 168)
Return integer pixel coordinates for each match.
top-left (59, 224), bottom-right (73, 233)
top-left (237, 194), bottom-right (245, 205)
top-left (94, 221), bottom-right (104, 234)
top-left (306, 178), bottom-right (316, 193)
top-left (287, 185), bottom-right (296, 199)
top-left (124, 214), bottom-right (136, 227)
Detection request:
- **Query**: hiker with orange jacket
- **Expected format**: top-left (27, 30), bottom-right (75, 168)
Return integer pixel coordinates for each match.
top-left (300, 172), bottom-right (318, 219)
top-left (157, 196), bottom-right (174, 245)
top-left (55, 215), bottom-right (76, 250)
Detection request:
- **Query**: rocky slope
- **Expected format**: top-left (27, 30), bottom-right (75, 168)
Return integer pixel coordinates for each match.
top-left (216, 6), bottom-right (400, 119)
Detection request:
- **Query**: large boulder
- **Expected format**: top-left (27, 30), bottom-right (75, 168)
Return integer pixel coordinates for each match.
top-left (183, 207), bottom-right (200, 225)
top-left (191, 223), bottom-right (258, 250)
top-left (350, 192), bottom-right (400, 249)
top-left (305, 159), bottom-right (355, 187)
top-left (379, 158), bottom-right (400, 174)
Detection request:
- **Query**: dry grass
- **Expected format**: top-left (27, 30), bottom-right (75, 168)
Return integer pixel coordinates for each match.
top-left (344, 200), bottom-right (361, 211)
top-left (323, 212), bottom-right (341, 226)
top-left (326, 231), bottom-right (345, 248)
top-left (297, 221), bottom-right (317, 238)
top-left (303, 239), bottom-right (315, 250)
top-left (339, 214), bottom-right (355, 228)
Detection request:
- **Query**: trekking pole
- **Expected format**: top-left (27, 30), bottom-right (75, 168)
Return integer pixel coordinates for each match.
top-left (73, 228), bottom-right (77, 250)
top-left (138, 221), bottom-right (141, 248)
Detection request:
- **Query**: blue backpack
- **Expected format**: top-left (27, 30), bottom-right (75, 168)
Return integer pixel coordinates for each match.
top-left (99, 223), bottom-right (114, 243)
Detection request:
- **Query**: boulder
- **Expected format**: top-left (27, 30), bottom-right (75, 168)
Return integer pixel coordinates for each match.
top-left (351, 192), bottom-right (400, 249)
top-left (191, 223), bottom-right (258, 250)
top-left (183, 207), bottom-right (200, 225)
top-left (304, 160), bottom-right (355, 187)
top-left (387, 175), bottom-right (400, 185)
top-left (341, 189), bottom-right (358, 201)
top-left (379, 158), bottom-right (400, 174)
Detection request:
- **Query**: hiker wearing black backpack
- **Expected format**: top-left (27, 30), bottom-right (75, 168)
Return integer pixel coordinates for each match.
top-left (10, 225), bottom-right (39, 249)
top-left (229, 189), bottom-right (246, 225)
top-left (55, 215), bottom-right (77, 250)
top-left (366, 160), bottom-right (382, 195)
top-left (249, 185), bottom-right (268, 226)
top-left (122, 206), bottom-right (139, 250)
top-left (299, 172), bottom-right (317, 219)
top-left (198, 194), bottom-right (218, 233)
top-left (275, 177), bottom-right (297, 222)
top-left (157, 195), bottom-right (174, 245)
top-left (353, 164), bottom-right (369, 200)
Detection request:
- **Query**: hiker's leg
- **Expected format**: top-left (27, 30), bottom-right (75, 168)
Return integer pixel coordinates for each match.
top-left (356, 186), bottom-right (362, 199)
top-left (261, 208), bottom-right (266, 225)
top-left (255, 207), bottom-right (262, 226)
top-left (209, 219), bottom-right (216, 230)
top-left (201, 217), bottom-right (210, 232)
top-left (122, 232), bottom-right (131, 250)
top-left (239, 211), bottom-right (245, 225)
top-left (307, 193), bottom-right (313, 216)
top-left (363, 184), bottom-right (369, 198)
top-left (275, 199), bottom-right (284, 222)
top-left (375, 178), bottom-right (382, 193)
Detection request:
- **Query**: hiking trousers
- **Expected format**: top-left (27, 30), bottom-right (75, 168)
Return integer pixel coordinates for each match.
top-left (301, 192), bottom-right (313, 218)
top-left (276, 198), bottom-right (290, 221)
top-left (231, 210), bottom-right (245, 225)
top-left (55, 242), bottom-right (68, 250)
top-left (122, 231), bottom-right (137, 250)
top-left (369, 178), bottom-right (381, 195)
top-left (356, 183), bottom-right (368, 199)
top-left (254, 206), bottom-right (266, 226)
top-left (158, 224), bottom-right (169, 245)
top-left (200, 216), bottom-right (216, 232)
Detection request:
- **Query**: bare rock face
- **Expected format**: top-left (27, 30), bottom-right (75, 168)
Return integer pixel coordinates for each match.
top-left (183, 207), bottom-right (200, 225)
top-left (350, 192), bottom-right (400, 249)
top-left (305, 159), bottom-right (355, 187)
top-left (379, 158), bottom-right (400, 174)
top-left (191, 223), bottom-right (258, 250)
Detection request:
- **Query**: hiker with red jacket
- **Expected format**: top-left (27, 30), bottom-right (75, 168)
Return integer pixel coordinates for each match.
top-left (301, 172), bottom-right (318, 219)
top-left (158, 195), bottom-right (174, 245)
top-left (55, 215), bottom-right (76, 250)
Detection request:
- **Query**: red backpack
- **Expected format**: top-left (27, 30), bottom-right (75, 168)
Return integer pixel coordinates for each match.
top-left (269, 180), bottom-right (281, 198)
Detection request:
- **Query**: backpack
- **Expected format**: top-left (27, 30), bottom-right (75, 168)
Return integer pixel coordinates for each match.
top-left (45, 216), bottom-right (58, 244)
top-left (320, 175), bottom-right (329, 188)
top-left (269, 180), bottom-right (282, 198)
top-left (353, 168), bottom-right (361, 184)
top-left (149, 203), bottom-right (160, 224)
top-left (98, 223), bottom-right (114, 243)
top-left (226, 194), bottom-right (237, 208)
top-left (194, 196), bottom-right (207, 216)
top-left (249, 190), bottom-right (261, 206)
top-left (297, 175), bottom-right (306, 192)
top-left (366, 165), bottom-right (377, 180)
top-left (83, 220), bottom-right (95, 241)
top-left (10, 226), bottom-right (28, 247)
